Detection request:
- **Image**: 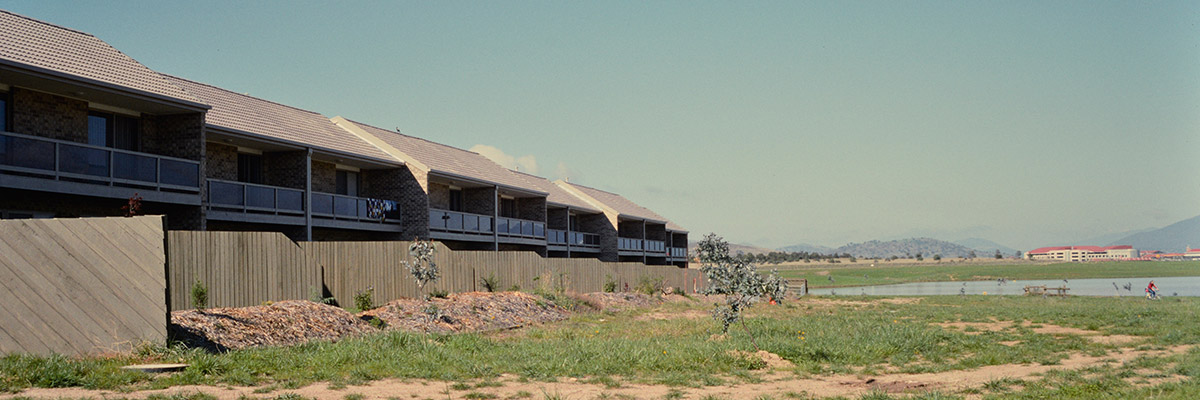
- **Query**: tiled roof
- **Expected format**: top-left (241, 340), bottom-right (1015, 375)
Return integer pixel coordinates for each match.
top-left (335, 119), bottom-right (545, 194)
top-left (165, 76), bottom-right (394, 163)
top-left (509, 171), bottom-right (600, 213)
top-left (557, 181), bottom-right (687, 232)
top-left (0, 10), bottom-right (203, 107)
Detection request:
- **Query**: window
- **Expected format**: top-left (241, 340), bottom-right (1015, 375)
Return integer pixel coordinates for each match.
top-left (87, 111), bottom-right (139, 151)
top-left (568, 214), bottom-right (579, 232)
top-left (237, 153), bottom-right (263, 184)
top-left (448, 188), bottom-right (463, 211)
top-left (499, 197), bottom-right (516, 218)
top-left (336, 170), bottom-right (359, 196)
top-left (0, 91), bottom-right (8, 132)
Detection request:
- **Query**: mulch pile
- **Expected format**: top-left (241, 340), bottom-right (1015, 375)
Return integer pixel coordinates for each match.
top-left (575, 292), bottom-right (661, 312)
top-left (359, 291), bottom-right (569, 333)
top-left (170, 300), bottom-right (375, 351)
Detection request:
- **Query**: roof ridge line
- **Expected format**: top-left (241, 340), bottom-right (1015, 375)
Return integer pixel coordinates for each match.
top-left (164, 74), bottom-right (328, 117)
top-left (1, 10), bottom-right (93, 37)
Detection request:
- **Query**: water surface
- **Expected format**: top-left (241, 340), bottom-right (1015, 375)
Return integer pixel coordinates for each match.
top-left (807, 276), bottom-right (1200, 297)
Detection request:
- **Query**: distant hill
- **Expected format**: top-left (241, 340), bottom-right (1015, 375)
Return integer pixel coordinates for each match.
top-left (833, 237), bottom-right (979, 258)
top-left (1075, 228), bottom-right (1157, 248)
top-left (953, 238), bottom-right (1016, 255)
top-left (778, 243), bottom-right (834, 254)
top-left (1109, 214), bottom-right (1200, 253)
top-left (687, 241), bottom-right (776, 256)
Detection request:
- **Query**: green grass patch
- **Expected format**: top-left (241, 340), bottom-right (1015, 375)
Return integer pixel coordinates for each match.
top-left (777, 261), bottom-right (1200, 288)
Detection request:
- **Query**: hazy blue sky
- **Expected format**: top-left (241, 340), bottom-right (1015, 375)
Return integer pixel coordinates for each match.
top-left (7, 1), bottom-right (1197, 250)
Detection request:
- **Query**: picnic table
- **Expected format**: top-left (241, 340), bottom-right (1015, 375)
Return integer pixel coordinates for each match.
top-left (1024, 285), bottom-right (1070, 296)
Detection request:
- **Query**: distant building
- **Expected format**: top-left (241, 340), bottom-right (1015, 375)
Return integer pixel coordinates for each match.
top-left (1026, 245), bottom-right (1138, 262)
top-left (1186, 248), bottom-right (1200, 261)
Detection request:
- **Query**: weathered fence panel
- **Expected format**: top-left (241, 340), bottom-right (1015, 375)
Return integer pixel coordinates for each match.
top-left (166, 231), bottom-right (320, 310)
top-left (0, 216), bottom-right (167, 356)
top-left (167, 231), bottom-right (703, 310)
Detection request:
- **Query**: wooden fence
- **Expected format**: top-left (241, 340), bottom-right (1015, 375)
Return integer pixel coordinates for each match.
top-left (0, 216), bottom-right (167, 356)
top-left (167, 231), bottom-right (706, 310)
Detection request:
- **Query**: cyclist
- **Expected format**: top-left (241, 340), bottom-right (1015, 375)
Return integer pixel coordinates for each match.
top-left (1146, 280), bottom-right (1159, 299)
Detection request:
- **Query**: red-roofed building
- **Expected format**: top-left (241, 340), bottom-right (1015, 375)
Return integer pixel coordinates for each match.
top-left (1027, 245), bottom-right (1139, 262)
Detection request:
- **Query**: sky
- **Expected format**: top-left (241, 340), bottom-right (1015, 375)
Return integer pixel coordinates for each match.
top-left (5, 1), bottom-right (1198, 250)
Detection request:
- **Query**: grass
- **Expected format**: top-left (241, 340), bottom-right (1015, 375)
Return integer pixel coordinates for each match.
top-left (2, 295), bottom-right (1199, 398)
top-left (776, 260), bottom-right (1200, 288)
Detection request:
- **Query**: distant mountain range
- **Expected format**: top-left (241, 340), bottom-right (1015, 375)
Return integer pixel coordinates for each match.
top-left (687, 241), bottom-right (776, 256)
top-left (829, 238), bottom-right (979, 258)
top-left (777, 243), bottom-right (834, 254)
top-left (1108, 214), bottom-right (1200, 253)
top-left (952, 238), bottom-right (1017, 255)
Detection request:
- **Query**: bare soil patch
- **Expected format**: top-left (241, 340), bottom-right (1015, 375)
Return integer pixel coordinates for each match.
top-left (635, 308), bottom-right (710, 321)
top-left (574, 292), bottom-right (660, 312)
top-left (361, 292), bottom-right (569, 333)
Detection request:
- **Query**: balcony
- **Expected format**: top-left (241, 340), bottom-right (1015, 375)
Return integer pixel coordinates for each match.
top-left (311, 192), bottom-right (401, 224)
top-left (497, 217), bottom-right (545, 239)
top-left (429, 209), bottom-right (493, 237)
top-left (645, 240), bottom-right (666, 254)
top-left (0, 131), bottom-right (201, 204)
top-left (206, 179), bottom-right (305, 224)
top-left (618, 237), bottom-right (643, 252)
top-left (669, 247), bottom-right (688, 259)
top-left (547, 229), bottom-right (601, 252)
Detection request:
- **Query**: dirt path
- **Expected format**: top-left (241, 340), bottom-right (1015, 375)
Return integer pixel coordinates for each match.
top-left (9, 344), bottom-right (1192, 400)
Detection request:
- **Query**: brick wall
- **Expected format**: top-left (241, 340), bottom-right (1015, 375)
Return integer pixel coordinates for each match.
top-left (546, 208), bottom-right (568, 229)
top-left (618, 219), bottom-right (645, 239)
top-left (645, 223), bottom-right (667, 241)
top-left (311, 161), bottom-right (336, 194)
top-left (580, 213), bottom-right (618, 261)
top-left (143, 113), bottom-right (204, 161)
top-left (263, 151), bottom-right (307, 190)
top-left (464, 187), bottom-right (495, 216)
top-left (428, 182), bottom-right (450, 210)
top-left (205, 142), bottom-right (238, 180)
top-left (516, 197), bottom-right (546, 222)
top-left (10, 88), bottom-right (87, 142)
top-left (362, 166), bottom-right (429, 240)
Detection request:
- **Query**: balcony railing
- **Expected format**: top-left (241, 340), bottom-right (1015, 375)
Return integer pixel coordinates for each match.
top-left (0, 131), bottom-right (200, 191)
top-left (618, 237), bottom-right (643, 251)
top-left (311, 192), bottom-right (401, 224)
top-left (207, 179), bottom-right (304, 215)
top-left (670, 247), bottom-right (688, 258)
top-left (497, 217), bottom-right (545, 239)
top-left (548, 229), bottom-right (601, 247)
top-left (429, 209), bottom-right (493, 235)
top-left (645, 240), bottom-right (666, 253)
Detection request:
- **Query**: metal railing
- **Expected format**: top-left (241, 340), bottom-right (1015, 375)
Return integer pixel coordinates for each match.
top-left (0, 131), bottom-right (200, 191)
top-left (207, 179), bottom-right (304, 214)
top-left (618, 237), bottom-right (643, 251)
top-left (645, 240), bottom-right (666, 253)
top-left (548, 229), bottom-right (601, 247)
top-left (497, 217), bottom-right (545, 239)
top-left (670, 247), bottom-right (688, 258)
top-left (429, 209), bottom-right (493, 235)
top-left (311, 192), bottom-right (401, 224)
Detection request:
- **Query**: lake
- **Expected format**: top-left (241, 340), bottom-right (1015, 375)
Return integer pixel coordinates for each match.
top-left (807, 276), bottom-right (1200, 297)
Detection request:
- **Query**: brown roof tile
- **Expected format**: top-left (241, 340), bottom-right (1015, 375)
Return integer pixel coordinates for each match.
top-left (335, 119), bottom-right (545, 194)
top-left (509, 170), bottom-right (600, 213)
top-left (165, 76), bottom-right (394, 163)
top-left (0, 10), bottom-right (203, 106)
top-left (556, 181), bottom-right (687, 232)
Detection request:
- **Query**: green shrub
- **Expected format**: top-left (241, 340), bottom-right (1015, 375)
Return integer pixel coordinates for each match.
top-left (366, 316), bottom-right (386, 329)
top-left (429, 288), bottom-right (449, 299)
top-left (480, 273), bottom-right (499, 292)
top-left (603, 275), bottom-right (618, 293)
top-left (635, 275), bottom-right (664, 296)
top-left (190, 279), bottom-right (208, 311)
top-left (354, 287), bottom-right (374, 311)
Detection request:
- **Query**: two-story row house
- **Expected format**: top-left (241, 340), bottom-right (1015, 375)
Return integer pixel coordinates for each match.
top-left (0, 10), bottom-right (687, 266)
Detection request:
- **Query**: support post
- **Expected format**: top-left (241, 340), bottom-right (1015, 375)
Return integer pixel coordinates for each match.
top-left (304, 148), bottom-right (313, 241)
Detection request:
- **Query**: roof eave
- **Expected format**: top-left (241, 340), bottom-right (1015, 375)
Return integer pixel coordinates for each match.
top-left (207, 125), bottom-right (403, 167)
top-left (0, 60), bottom-right (211, 112)
top-left (428, 170), bottom-right (548, 197)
